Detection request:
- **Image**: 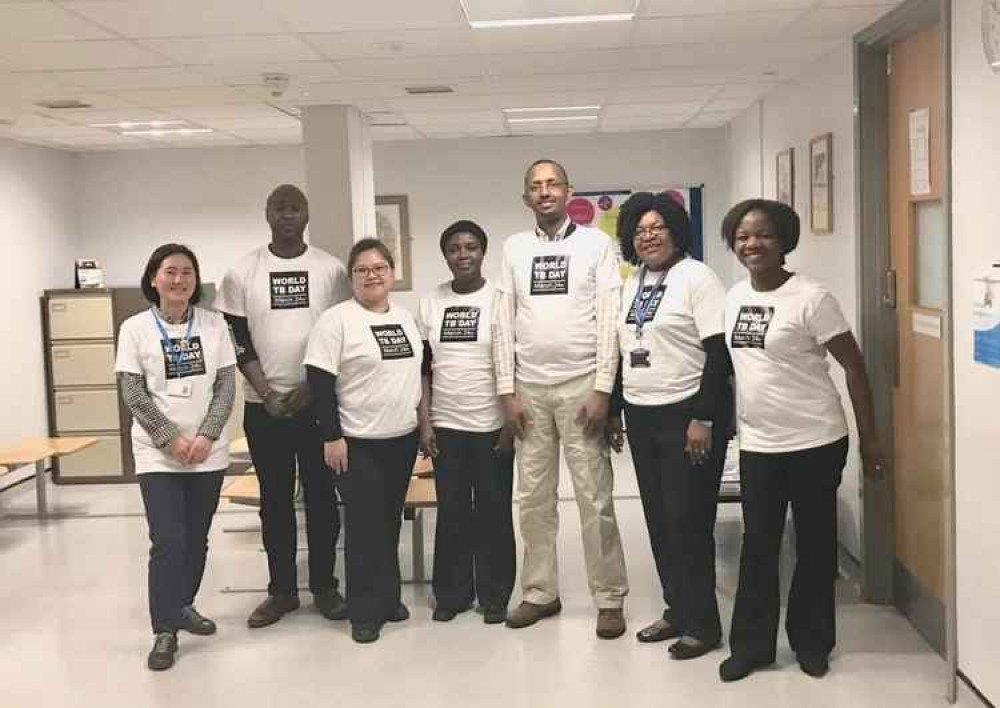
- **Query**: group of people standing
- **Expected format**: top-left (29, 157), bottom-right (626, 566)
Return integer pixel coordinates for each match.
top-left (117, 158), bottom-right (884, 684)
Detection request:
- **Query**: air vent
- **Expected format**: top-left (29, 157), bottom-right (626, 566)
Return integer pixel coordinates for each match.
top-left (404, 85), bottom-right (454, 95)
top-left (34, 99), bottom-right (93, 110)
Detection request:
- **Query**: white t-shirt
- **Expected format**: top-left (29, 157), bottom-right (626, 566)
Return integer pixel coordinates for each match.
top-left (496, 224), bottom-right (621, 385)
top-left (215, 244), bottom-right (350, 402)
top-left (115, 306), bottom-right (237, 474)
top-left (417, 281), bottom-right (504, 432)
top-left (725, 274), bottom-right (851, 453)
top-left (618, 257), bottom-right (726, 406)
top-left (304, 299), bottom-right (422, 439)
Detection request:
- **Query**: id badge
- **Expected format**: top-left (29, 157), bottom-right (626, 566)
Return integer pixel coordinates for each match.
top-left (630, 347), bottom-right (651, 368)
top-left (166, 379), bottom-right (193, 398)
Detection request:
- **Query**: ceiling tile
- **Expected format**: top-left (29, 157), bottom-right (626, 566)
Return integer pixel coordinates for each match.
top-left (402, 109), bottom-right (503, 128)
top-left (335, 56), bottom-right (484, 82)
top-left (109, 85), bottom-right (259, 108)
top-left (784, 6), bottom-right (898, 38)
top-left (600, 118), bottom-right (687, 133)
top-left (603, 102), bottom-right (704, 122)
top-left (137, 35), bottom-right (322, 66)
top-left (49, 67), bottom-right (215, 91)
top-left (606, 85), bottom-right (720, 105)
top-left (57, 0), bottom-right (285, 37)
top-left (371, 124), bottom-right (423, 141)
top-left (195, 61), bottom-right (343, 86)
top-left (304, 28), bottom-right (479, 61)
top-left (492, 90), bottom-right (608, 110)
top-left (473, 22), bottom-right (635, 54)
top-left (191, 115), bottom-right (299, 131)
top-left (0, 40), bottom-right (168, 71)
top-left (55, 107), bottom-right (175, 126)
top-left (685, 110), bottom-right (741, 127)
top-left (483, 49), bottom-right (630, 77)
top-left (701, 96), bottom-right (758, 112)
top-left (639, 0), bottom-right (814, 16)
top-left (227, 127), bottom-right (301, 145)
top-left (0, 3), bottom-right (112, 40)
top-left (384, 93), bottom-right (499, 112)
top-left (632, 11), bottom-right (804, 45)
top-left (269, 0), bottom-right (468, 32)
top-left (168, 103), bottom-right (291, 121)
top-left (486, 73), bottom-right (614, 93)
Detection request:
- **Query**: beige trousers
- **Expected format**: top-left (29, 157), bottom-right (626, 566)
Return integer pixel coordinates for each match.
top-left (515, 372), bottom-right (629, 609)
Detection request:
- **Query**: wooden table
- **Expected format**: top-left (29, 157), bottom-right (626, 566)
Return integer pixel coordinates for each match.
top-left (0, 437), bottom-right (97, 516)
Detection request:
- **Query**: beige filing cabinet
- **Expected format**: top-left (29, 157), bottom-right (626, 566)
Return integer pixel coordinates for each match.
top-left (43, 288), bottom-right (148, 483)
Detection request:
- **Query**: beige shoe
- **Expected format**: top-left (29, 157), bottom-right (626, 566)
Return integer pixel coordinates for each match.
top-left (505, 599), bottom-right (562, 628)
top-left (596, 608), bottom-right (626, 639)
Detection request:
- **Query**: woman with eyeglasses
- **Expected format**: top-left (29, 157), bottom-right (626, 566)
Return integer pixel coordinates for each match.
top-left (305, 238), bottom-right (422, 644)
top-left (115, 243), bottom-right (236, 671)
top-left (607, 192), bottom-right (733, 661)
top-left (416, 220), bottom-right (516, 625)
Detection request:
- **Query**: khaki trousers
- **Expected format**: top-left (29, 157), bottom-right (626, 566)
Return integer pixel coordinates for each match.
top-left (515, 372), bottom-right (629, 609)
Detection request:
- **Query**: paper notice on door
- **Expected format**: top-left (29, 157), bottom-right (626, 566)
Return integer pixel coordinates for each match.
top-left (909, 107), bottom-right (931, 196)
top-left (973, 269), bottom-right (1000, 370)
top-left (912, 310), bottom-right (941, 339)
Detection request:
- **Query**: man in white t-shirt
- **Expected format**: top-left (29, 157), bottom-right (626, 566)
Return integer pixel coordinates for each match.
top-left (493, 159), bottom-right (629, 638)
top-left (216, 184), bottom-right (351, 629)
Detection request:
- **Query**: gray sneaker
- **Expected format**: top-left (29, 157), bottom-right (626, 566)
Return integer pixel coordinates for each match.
top-left (147, 632), bottom-right (177, 671)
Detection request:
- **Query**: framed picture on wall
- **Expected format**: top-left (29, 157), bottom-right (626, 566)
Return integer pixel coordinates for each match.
top-left (810, 133), bottom-right (834, 233)
top-left (375, 194), bottom-right (412, 291)
top-left (776, 147), bottom-right (795, 207)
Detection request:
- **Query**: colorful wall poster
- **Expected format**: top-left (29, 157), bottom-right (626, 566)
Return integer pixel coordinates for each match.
top-left (973, 267), bottom-right (1000, 370)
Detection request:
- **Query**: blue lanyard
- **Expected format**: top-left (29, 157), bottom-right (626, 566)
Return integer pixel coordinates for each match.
top-left (151, 307), bottom-right (195, 366)
top-left (630, 267), bottom-right (668, 338)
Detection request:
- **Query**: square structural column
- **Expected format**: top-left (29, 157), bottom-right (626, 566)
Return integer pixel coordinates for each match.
top-left (302, 105), bottom-right (376, 264)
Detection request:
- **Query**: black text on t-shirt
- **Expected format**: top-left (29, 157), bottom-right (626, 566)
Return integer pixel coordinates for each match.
top-left (625, 285), bottom-right (666, 325)
top-left (530, 255), bottom-right (570, 295)
top-left (270, 271), bottom-right (310, 310)
top-left (439, 306), bottom-right (481, 343)
top-left (731, 306), bottom-right (774, 349)
top-left (161, 336), bottom-right (206, 379)
top-left (370, 324), bottom-right (415, 360)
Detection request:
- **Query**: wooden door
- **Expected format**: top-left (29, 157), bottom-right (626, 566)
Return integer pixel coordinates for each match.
top-left (887, 23), bottom-right (949, 646)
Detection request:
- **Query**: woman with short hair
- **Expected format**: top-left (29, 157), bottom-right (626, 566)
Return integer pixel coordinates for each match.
top-left (417, 220), bottom-right (516, 625)
top-left (718, 199), bottom-right (884, 682)
top-left (115, 243), bottom-right (236, 671)
top-left (609, 191), bottom-right (732, 660)
top-left (305, 238), bottom-right (422, 643)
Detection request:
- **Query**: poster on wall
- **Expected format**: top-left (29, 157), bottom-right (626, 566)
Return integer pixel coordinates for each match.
top-left (568, 187), bottom-right (705, 277)
top-left (375, 195), bottom-right (412, 291)
top-left (973, 264), bottom-right (1000, 370)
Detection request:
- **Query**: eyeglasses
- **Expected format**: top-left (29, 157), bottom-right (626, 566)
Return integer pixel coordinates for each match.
top-left (633, 224), bottom-right (668, 239)
top-left (352, 263), bottom-right (390, 277)
top-left (527, 180), bottom-right (568, 194)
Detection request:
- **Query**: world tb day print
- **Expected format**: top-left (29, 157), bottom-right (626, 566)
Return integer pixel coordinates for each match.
top-left (370, 324), bottom-right (414, 360)
top-left (270, 271), bottom-right (310, 309)
top-left (161, 336), bottom-right (206, 379)
top-left (530, 255), bottom-right (570, 295)
top-left (731, 306), bottom-right (774, 348)
top-left (625, 285), bottom-right (666, 324)
top-left (439, 306), bottom-right (480, 343)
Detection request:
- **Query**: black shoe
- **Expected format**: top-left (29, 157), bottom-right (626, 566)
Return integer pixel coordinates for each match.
top-left (482, 605), bottom-right (507, 625)
top-left (314, 589), bottom-right (348, 621)
top-left (179, 606), bottom-right (216, 636)
top-left (668, 636), bottom-right (720, 660)
top-left (636, 619), bottom-right (681, 643)
top-left (433, 608), bottom-right (458, 622)
top-left (719, 654), bottom-right (773, 682)
top-left (388, 603), bottom-right (410, 622)
top-left (351, 624), bottom-right (380, 643)
top-left (247, 593), bottom-right (300, 628)
top-left (147, 632), bottom-right (177, 671)
top-left (798, 652), bottom-right (830, 678)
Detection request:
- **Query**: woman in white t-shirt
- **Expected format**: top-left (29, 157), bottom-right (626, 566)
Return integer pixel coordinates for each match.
top-left (305, 238), bottom-right (422, 644)
top-left (114, 244), bottom-right (237, 671)
top-left (718, 199), bottom-right (885, 682)
top-left (608, 192), bottom-right (733, 660)
top-left (416, 220), bottom-right (515, 625)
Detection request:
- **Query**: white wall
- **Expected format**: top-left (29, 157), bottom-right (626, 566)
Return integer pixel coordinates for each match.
top-left (951, 3), bottom-right (1000, 703)
top-left (0, 139), bottom-right (79, 445)
top-left (725, 41), bottom-right (864, 560)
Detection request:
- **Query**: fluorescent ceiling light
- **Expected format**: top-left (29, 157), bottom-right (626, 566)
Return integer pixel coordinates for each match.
top-left (122, 128), bottom-right (213, 137)
top-left (507, 115), bottom-right (599, 123)
top-left (503, 105), bottom-right (601, 113)
top-left (91, 120), bottom-right (186, 129)
top-left (469, 13), bottom-right (633, 28)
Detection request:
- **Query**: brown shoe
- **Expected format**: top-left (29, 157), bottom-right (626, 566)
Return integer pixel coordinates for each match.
top-left (247, 594), bottom-right (300, 628)
top-left (596, 608), bottom-right (626, 639)
top-left (505, 599), bottom-right (562, 629)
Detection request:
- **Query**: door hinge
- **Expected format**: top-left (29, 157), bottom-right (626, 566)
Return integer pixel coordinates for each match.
top-left (883, 269), bottom-right (897, 309)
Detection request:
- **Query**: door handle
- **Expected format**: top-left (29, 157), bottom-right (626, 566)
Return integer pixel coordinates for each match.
top-left (883, 269), bottom-right (897, 309)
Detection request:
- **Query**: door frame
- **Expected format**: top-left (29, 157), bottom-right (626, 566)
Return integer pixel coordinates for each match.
top-left (854, 0), bottom-right (956, 699)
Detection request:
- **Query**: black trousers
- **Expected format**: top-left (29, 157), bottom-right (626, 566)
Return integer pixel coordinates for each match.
top-left (624, 399), bottom-right (728, 643)
top-left (139, 471), bottom-right (224, 634)
top-left (244, 402), bottom-right (340, 595)
top-left (338, 432), bottom-right (418, 628)
top-left (431, 427), bottom-right (516, 611)
top-left (729, 436), bottom-right (848, 662)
